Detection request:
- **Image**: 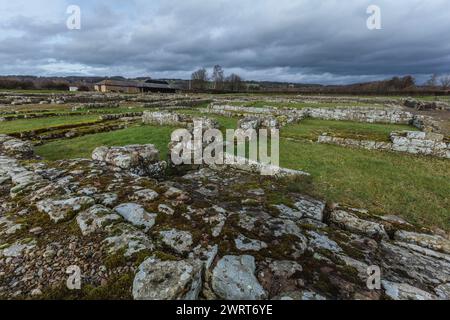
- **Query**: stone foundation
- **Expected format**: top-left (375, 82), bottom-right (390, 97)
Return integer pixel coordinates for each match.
top-left (390, 131), bottom-right (449, 158)
top-left (306, 107), bottom-right (413, 124)
top-left (404, 98), bottom-right (450, 111)
top-left (100, 112), bottom-right (143, 121)
top-left (92, 144), bottom-right (167, 177)
top-left (318, 131), bottom-right (450, 159)
top-left (207, 104), bottom-right (414, 124)
top-left (142, 111), bottom-right (186, 126)
top-left (237, 116), bottom-right (280, 130)
top-left (206, 104), bottom-right (444, 133)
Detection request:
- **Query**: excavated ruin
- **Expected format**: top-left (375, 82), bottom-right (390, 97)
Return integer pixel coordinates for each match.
top-left (0, 134), bottom-right (449, 300)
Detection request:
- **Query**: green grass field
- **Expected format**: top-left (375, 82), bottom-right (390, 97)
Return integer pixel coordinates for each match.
top-left (279, 139), bottom-right (450, 230)
top-left (0, 115), bottom-right (101, 134)
top-left (35, 124), bottom-right (176, 160)
top-left (282, 119), bottom-right (417, 142)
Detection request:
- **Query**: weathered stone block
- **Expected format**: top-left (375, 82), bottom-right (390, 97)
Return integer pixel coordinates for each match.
top-left (92, 144), bottom-right (167, 177)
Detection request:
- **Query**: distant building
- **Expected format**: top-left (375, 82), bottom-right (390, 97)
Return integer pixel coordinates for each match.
top-left (69, 86), bottom-right (79, 92)
top-left (94, 79), bottom-right (176, 93)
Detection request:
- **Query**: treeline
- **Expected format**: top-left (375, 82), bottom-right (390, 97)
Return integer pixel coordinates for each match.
top-left (0, 78), bottom-right (90, 91)
top-left (188, 71), bottom-right (450, 94)
top-left (0, 79), bottom-right (37, 90)
top-left (338, 76), bottom-right (417, 93)
top-left (191, 65), bottom-right (245, 91)
top-left (316, 75), bottom-right (450, 95)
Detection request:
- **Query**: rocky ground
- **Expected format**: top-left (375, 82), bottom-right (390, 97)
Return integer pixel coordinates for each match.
top-left (0, 133), bottom-right (449, 300)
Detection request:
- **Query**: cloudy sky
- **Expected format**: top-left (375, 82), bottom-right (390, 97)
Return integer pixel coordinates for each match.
top-left (0, 0), bottom-right (449, 84)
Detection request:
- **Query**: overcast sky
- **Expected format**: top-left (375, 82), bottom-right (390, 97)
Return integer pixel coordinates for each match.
top-left (0, 0), bottom-right (449, 84)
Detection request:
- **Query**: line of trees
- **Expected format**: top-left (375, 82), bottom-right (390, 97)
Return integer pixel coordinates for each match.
top-left (0, 79), bottom-right (72, 91)
top-left (191, 65), bottom-right (245, 91)
top-left (0, 79), bottom-right (36, 90)
top-left (425, 74), bottom-right (450, 90)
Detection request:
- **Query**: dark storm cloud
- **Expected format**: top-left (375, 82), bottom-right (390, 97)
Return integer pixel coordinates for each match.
top-left (0, 0), bottom-right (449, 84)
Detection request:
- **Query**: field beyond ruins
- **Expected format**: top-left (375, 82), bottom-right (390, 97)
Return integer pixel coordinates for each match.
top-left (0, 90), bottom-right (449, 300)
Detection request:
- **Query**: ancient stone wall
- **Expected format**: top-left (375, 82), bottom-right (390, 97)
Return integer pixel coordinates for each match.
top-left (204, 104), bottom-right (305, 125)
top-left (207, 104), bottom-right (446, 134)
top-left (92, 144), bottom-right (167, 177)
top-left (318, 131), bottom-right (450, 159)
top-left (142, 111), bottom-right (186, 126)
top-left (404, 98), bottom-right (450, 111)
top-left (306, 107), bottom-right (413, 124)
top-left (411, 115), bottom-right (442, 133)
top-left (390, 131), bottom-right (449, 158)
top-left (207, 104), bottom-right (416, 125)
top-left (317, 135), bottom-right (392, 151)
top-left (142, 111), bottom-right (220, 131)
top-left (237, 116), bottom-right (280, 130)
top-left (100, 112), bottom-right (143, 121)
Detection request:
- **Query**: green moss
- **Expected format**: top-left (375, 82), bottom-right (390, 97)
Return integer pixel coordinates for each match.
top-left (104, 248), bottom-right (128, 269)
top-left (38, 273), bottom-right (134, 300)
top-left (153, 250), bottom-right (179, 261)
top-left (104, 248), bottom-right (152, 269)
top-left (83, 273), bottom-right (134, 300)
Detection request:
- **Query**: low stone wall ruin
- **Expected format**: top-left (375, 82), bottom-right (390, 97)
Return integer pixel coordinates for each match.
top-left (216, 154), bottom-right (310, 177)
top-left (306, 107), bottom-right (413, 124)
top-left (206, 104), bottom-right (442, 133)
top-left (71, 102), bottom-right (120, 111)
top-left (318, 131), bottom-right (450, 159)
top-left (404, 98), bottom-right (450, 111)
top-left (92, 144), bottom-right (167, 177)
top-left (100, 112), bottom-right (143, 121)
top-left (142, 111), bottom-right (220, 130)
top-left (237, 116), bottom-right (280, 130)
top-left (206, 104), bottom-right (413, 124)
top-left (142, 111), bottom-right (189, 126)
top-left (390, 131), bottom-right (449, 158)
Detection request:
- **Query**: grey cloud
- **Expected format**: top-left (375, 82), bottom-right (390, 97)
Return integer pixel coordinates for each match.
top-left (0, 0), bottom-right (449, 84)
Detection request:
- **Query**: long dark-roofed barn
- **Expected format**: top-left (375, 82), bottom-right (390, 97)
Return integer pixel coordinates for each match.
top-left (94, 79), bottom-right (177, 93)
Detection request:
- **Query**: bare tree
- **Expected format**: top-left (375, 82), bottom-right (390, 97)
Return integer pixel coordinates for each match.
top-left (425, 74), bottom-right (438, 88)
top-left (191, 68), bottom-right (208, 90)
top-left (440, 75), bottom-right (450, 90)
top-left (212, 65), bottom-right (224, 90)
top-left (226, 73), bottom-right (244, 92)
